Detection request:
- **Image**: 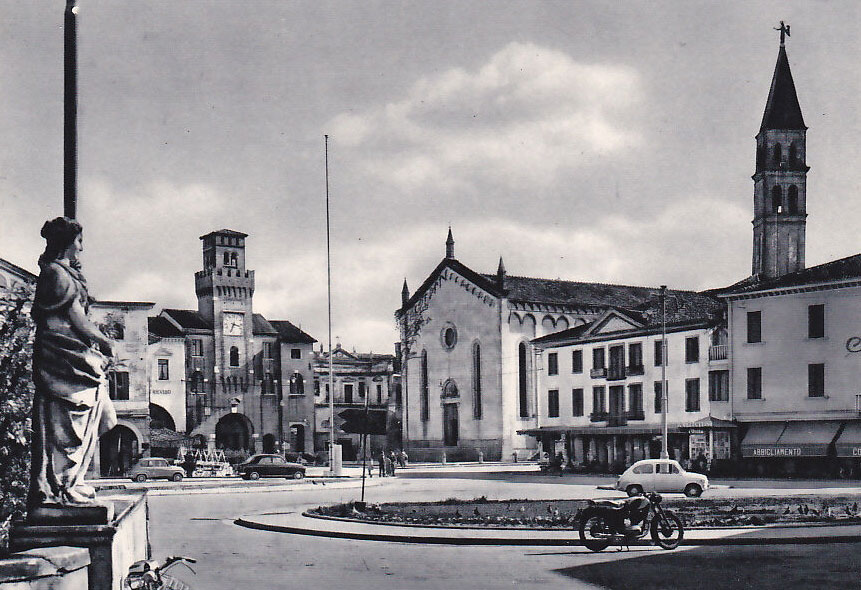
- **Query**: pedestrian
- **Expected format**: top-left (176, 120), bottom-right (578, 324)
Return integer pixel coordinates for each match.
top-left (182, 452), bottom-right (197, 478)
top-left (388, 450), bottom-right (397, 476)
top-left (399, 449), bottom-right (408, 467)
top-left (379, 451), bottom-right (386, 477)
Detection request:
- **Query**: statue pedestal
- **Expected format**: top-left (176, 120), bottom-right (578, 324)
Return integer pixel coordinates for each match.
top-left (11, 493), bottom-right (148, 590)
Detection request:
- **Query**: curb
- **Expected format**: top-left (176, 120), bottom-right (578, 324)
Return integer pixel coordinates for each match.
top-left (233, 513), bottom-right (861, 547)
top-left (103, 477), bottom-right (382, 497)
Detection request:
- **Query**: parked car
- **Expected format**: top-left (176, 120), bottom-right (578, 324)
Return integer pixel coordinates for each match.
top-left (615, 459), bottom-right (709, 497)
top-left (238, 454), bottom-right (306, 480)
top-left (128, 457), bottom-right (185, 482)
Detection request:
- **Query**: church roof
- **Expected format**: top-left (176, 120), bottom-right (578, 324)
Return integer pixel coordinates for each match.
top-left (719, 253), bottom-right (861, 297)
top-left (252, 313), bottom-right (279, 336)
top-left (162, 308), bottom-right (213, 330)
top-left (760, 45), bottom-right (806, 131)
top-left (270, 319), bottom-right (317, 344)
top-left (148, 316), bottom-right (184, 339)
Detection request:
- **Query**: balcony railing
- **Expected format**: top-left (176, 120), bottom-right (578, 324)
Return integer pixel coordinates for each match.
top-left (607, 367), bottom-right (626, 381)
top-left (626, 364), bottom-right (644, 376)
top-left (590, 411), bottom-right (608, 422)
top-left (709, 345), bottom-right (728, 361)
top-left (608, 414), bottom-right (627, 427)
top-left (590, 368), bottom-right (607, 379)
top-left (627, 409), bottom-right (645, 421)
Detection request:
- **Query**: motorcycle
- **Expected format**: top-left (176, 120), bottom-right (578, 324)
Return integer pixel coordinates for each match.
top-left (123, 556), bottom-right (196, 590)
top-left (579, 491), bottom-right (684, 552)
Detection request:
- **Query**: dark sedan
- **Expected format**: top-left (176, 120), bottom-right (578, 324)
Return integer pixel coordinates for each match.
top-left (238, 454), bottom-right (306, 480)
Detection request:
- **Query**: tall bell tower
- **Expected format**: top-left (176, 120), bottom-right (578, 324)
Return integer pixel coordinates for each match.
top-left (752, 22), bottom-right (808, 280)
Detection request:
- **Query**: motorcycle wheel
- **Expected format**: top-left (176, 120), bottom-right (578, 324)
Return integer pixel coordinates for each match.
top-left (650, 511), bottom-right (684, 550)
top-left (579, 510), bottom-right (613, 552)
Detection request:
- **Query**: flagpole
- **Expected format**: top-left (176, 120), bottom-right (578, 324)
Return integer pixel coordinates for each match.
top-left (64, 0), bottom-right (78, 218)
top-left (325, 135), bottom-right (337, 474)
top-left (360, 351), bottom-right (371, 503)
top-left (660, 285), bottom-right (669, 460)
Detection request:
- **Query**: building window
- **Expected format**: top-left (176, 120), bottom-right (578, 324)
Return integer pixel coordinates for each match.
top-left (685, 336), bottom-right (699, 363)
top-left (592, 386), bottom-right (606, 414)
top-left (190, 371), bottom-right (204, 393)
top-left (223, 252), bottom-right (230, 266)
top-left (229, 346), bottom-right (239, 367)
top-left (263, 342), bottom-right (274, 359)
top-left (592, 347), bottom-right (605, 370)
top-left (518, 343), bottom-right (529, 418)
top-left (788, 185), bottom-right (799, 214)
top-left (747, 367), bottom-right (762, 399)
top-left (108, 371), bottom-right (129, 401)
top-left (708, 370), bottom-right (729, 402)
top-left (571, 350), bottom-right (583, 373)
top-left (628, 342), bottom-right (643, 373)
top-left (547, 352), bottom-right (558, 376)
top-left (314, 379), bottom-right (320, 396)
top-left (808, 363), bottom-right (825, 397)
top-left (572, 388), bottom-right (584, 417)
top-left (547, 390), bottom-right (559, 418)
top-left (344, 383), bottom-right (354, 404)
top-left (771, 185), bottom-right (783, 213)
top-left (441, 324), bottom-right (458, 350)
top-left (420, 350), bottom-right (429, 421)
top-left (377, 383), bottom-right (383, 405)
top-left (773, 143), bottom-right (782, 165)
top-left (808, 304), bottom-right (825, 339)
top-left (190, 339), bottom-right (203, 357)
top-left (442, 380), bottom-right (459, 398)
top-left (628, 383), bottom-right (643, 418)
top-left (747, 311), bottom-right (761, 343)
top-left (472, 342), bottom-right (482, 420)
top-left (291, 348), bottom-right (301, 359)
top-left (654, 340), bottom-right (667, 366)
top-left (158, 359), bottom-right (169, 381)
top-left (685, 378), bottom-right (700, 412)
top-left (608, 345), bottom-right (625, 379)
top-left (358, 381), bottom-right (366, 398)
top-left (654, 381), bottom-right (664, 413)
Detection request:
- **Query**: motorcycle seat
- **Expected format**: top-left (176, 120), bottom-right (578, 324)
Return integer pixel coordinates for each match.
top-left (592, 499), bottom-right (627, 510)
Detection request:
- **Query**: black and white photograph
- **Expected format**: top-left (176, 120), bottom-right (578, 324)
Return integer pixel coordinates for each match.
top-left (0, 2), bottom-right (859, 589)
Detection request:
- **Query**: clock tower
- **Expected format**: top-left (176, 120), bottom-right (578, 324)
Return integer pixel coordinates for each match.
top-left (195, 229), bottom-right (255, 384)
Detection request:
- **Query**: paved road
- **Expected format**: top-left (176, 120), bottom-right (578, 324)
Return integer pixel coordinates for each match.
top-left (134, 470), bottom-right (861, 589)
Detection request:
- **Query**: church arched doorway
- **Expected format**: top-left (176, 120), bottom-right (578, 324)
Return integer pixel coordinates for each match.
top-left (215, 413), bottom-right (253, 451)
top-left (100, 424), bottom-right (139, 477)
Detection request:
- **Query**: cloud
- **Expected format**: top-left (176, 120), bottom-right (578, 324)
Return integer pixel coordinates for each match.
top-left (328, 42), bottom-right (643, 193)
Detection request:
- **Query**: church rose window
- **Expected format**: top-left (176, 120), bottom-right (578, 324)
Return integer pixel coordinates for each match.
top-left (441, 324), bottom-right (458, 350)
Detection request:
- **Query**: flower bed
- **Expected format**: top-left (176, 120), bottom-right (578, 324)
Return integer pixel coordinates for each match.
top-left (310, 495), bottom-right (861, 529)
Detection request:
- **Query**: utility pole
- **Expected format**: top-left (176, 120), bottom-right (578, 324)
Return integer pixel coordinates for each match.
top-left (64, 0), bottom-right (78, 218)
top-left (324, 135), bottom-right (339, 475)
top-left (660, 285), bottom-right (669, 459)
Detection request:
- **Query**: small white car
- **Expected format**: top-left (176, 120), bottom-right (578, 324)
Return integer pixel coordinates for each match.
top-left (615, 459), bottom-right (709, 497)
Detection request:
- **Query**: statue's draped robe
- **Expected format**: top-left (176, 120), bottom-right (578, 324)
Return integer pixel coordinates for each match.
top-left (29, 260), bottom-right (117, 507)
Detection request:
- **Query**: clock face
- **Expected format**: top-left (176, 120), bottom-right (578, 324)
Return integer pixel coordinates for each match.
top-left (222, 312), bottom-right (244, 336)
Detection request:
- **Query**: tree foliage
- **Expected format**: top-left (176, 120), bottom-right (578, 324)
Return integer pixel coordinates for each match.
top-left (0, 286), bottom-right (35, 555)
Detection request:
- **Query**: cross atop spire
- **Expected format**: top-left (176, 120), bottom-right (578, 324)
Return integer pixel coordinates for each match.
top-left (774, 20), bottom-right (790, 47)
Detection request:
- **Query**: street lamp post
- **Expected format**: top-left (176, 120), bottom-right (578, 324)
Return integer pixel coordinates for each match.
top-left (660, 285), bottom-right (669, 460)
top-left (64, 0), bottom-right (78, 218)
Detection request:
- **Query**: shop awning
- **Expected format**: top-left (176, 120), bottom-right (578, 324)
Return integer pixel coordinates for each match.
top-left (741, 421), bottom-right (842, 458)
top-left (835, 422), bottom-right (861, 458)
top-left (518, 425), bottom-right (684, 437)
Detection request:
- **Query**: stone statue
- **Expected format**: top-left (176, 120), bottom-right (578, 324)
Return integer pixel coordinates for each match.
top-left (28, 217), bottom-right (117, 510)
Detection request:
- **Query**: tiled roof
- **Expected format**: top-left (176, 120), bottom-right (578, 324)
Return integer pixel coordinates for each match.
top-left (148, 316), bottom-right (184, 338)
top-left (398, 257), bottom-right (708, 314)
top-left (0, 257), bottom-right (37, 283)
top-left (162, 308), bottom-right (213, 330)
top-left (199, 229), bottom-right (248, 239)
top-left (760, 45), bottom-right (806, 131)
top-left (484, 273), bottom-right (668, 309)
top-left (252, 313), bottom-right (279, 335)
top-left (92, 300), bottom-right (155, 309)
top-left (719, 253), bottom-right (861, 296)
top-left (270, 319), bottom-right (316, 344)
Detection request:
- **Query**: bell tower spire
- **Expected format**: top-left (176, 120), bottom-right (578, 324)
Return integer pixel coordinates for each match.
top-left (445, 227), bottom-right (455, 259)
top-left (752, 24), bottom-right (808, 279)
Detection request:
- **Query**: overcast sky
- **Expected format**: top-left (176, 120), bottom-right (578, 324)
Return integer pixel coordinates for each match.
top-left (1, 1), bottom-right (859, 352)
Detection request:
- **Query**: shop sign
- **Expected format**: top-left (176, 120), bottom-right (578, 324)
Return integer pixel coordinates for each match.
top-left (152, 389), bottom-right (172, 395)
top-left (751, 447), bottom-right (802, 457)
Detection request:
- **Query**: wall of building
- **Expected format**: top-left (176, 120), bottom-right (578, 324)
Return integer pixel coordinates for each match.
top-left (147, 336), bottom-right (186, 432)
top-left (280, 340), bottom-right (315, 453)
top-left (729, 284), bottom-right (861, 422)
